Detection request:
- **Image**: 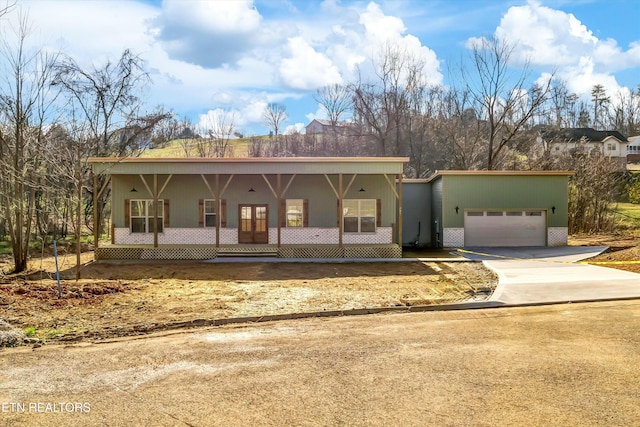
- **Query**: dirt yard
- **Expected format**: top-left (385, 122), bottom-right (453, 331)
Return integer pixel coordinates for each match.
top-left (569, 233), bottom-right (640, 273)
top-left (2, 232), bottom-right (638, 345)
top-left (0, 252), bottom-right (496, 343)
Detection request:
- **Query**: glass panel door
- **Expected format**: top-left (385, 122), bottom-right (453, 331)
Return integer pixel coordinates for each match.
top-left (238, 204), bottom-right (269, 243)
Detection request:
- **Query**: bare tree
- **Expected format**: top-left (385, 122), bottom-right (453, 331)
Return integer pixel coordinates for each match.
top-left (432, 88), bottom-right (487, 170)
top-left (591, 84), bottom-right (610, 129)
top-left (262, 102), bottom-right (288, 137)
top-left (0, 16), bottom-right (59, 272)
top-left (53, 49), bottom-right (152, 157)
top-left (314, 84), bottom-right (352, 126)
top-left (608, 86), bottom-right (640, 136)
top-left (351, 42), bottom-right (427, 158)
top-left (565, 152), bottom-right (622, 233)
top-left (462, 37), bottom-right (552, 169)
top-left (194, 110), bottom-right (236, 157)
top-left (53, 50), bottom-right (169, 260)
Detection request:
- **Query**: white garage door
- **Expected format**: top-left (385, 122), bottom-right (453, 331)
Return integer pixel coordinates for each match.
top-left (464, 210), bottom-right (546, 247)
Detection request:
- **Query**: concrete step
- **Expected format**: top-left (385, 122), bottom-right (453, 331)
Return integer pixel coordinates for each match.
top-left (216, 251), bottom-right (278, 258)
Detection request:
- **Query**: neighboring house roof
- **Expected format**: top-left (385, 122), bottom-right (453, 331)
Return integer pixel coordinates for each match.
top-left (542, 128), bottom-right (629, 143)
top-left (309, 119), bottom-right (332, 126)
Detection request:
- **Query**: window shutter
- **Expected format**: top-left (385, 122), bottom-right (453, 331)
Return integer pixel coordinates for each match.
top-left (220, 199), bottom-right (227, 227)
top-left (124, 199), bottom-right (130, 228)
top-left (163, 200), bottom-right (170, 228)
top-left (280, 199), bottom-right (286, 227)
top-left (303, 199), bottom-right (309, 227)
top-left (199, 199), bottom-right (204, 227)
top-left (376, 198), bottom-right (382, 227)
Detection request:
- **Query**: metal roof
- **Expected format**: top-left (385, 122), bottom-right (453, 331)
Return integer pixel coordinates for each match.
top-left (89, 157), bottom-right (409, 175)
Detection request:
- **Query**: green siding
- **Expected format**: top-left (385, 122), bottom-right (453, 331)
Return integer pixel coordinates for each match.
top-left (431, 178), bottom-right (443, 247)
top-left (112, 173), bottom-right (397, 229)
top-left (402, 182), bottom-right (431, 246)
top-left (441, 175), bottom-right (569, 228)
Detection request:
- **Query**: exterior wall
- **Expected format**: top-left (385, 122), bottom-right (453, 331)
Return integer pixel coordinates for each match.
top-left (114, 227), bottom-right (394, 245)
top-left (305, 121), bottom-right (324, 134)
top-left (551, 142), bottom-right (602, 155)
top-left (111, 172), bottom-right (397, 245)
top-left (552, 140), bottom-right (627, 169)
top-left (443, 228), bottom-right (464, 248)
top-left (627, 137), bottom-right (640, 162)
top-left (440, 175), bottom-right (569, 229)
top-left (401, 182), bottom-right (431, 247)
top-left (547, 227), bottom-right (568, 246)
top-left (112, 173), bottom-right (397, 229)
top-left (602, 138), bottom-right (627, 158)
top-left (114, 227), bottom-right (239, 245)
top-left (280, 227), bottom-right (338, 245)
top-left (343, 227), bottom-right (392, 244)
top-left (430, 178), bottom-right (444, 248)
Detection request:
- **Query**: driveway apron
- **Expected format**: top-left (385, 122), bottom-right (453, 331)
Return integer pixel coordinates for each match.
top-left (458, 247), bottom-right (640, 305)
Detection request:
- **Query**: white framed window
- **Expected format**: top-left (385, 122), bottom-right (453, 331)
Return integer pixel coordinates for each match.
top-left (343, 199), bottom-right (376, 233)
top-left (130, 199), bottom-right (163, 233)
top-left (607, 143), bottom-right (616, 151)
top-left (204, 199), bottom-right (216, 227)
top-left (286, 199), bottom-right (304, 227)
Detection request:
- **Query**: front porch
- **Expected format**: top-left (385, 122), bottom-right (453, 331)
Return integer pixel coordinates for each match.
top-left (95, 244), bottom-right (402, 260)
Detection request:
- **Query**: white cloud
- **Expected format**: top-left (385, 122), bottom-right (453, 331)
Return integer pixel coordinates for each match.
top-left (11, 0), bottom-right (157, 64)
top-left (356, 3), bottom-right (442, 86)
top-left (153, 0), bottom-right (266, 68)
top-left (305, 105), bottom-right (329, 123)
top-left (284, 123), bottom-right (305, 134)
top-left (487, 0), bottom-right (640, 100)
top-left (360, 2), bottom-right (407, 45)
top-left (278, 37), bottom-right (343, 90)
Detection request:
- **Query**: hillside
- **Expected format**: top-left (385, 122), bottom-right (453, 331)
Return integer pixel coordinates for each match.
top-left (141, 137), bottom-right (256, 158)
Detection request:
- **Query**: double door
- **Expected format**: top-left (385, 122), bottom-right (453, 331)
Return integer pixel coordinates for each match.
top-left (238, 204), bottom-right (268, 243)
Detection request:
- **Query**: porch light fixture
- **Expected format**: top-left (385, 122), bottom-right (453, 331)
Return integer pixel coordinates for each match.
top-left (359, 187), bottom-right (365, 192)
top-left (455, 206), bottom-right (459, 214)
top-left (552, 206), bottom-right (556, 214)
top-left (130, 187), bottom-right (137, 192)
top-left (248, 187), bottom-right (255, 192)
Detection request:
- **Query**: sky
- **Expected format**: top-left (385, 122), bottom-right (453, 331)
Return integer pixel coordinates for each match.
top-left (3, 0), bottom-right (640, 136)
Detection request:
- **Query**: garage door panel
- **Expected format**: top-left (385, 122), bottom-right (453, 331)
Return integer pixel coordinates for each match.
top-left (464, 211), bottom-right (546, 246)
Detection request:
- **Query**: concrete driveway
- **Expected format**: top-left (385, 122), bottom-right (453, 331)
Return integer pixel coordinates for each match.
top-left (457, 246), bottom-right (640, 304)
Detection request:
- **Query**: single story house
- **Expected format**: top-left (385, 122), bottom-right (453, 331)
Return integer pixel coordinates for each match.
top-left (89, 157), bottom-right (572, 259)
top-left (89, 157), bottom-right (406, 260)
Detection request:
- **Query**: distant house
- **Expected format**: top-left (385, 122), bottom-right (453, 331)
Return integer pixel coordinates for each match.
top-left (542, 128), bottom-right (629, 170)
top-left (627, 135), bottom-right (640, 163)
top-left (305, 119), bottom-right (357, 136)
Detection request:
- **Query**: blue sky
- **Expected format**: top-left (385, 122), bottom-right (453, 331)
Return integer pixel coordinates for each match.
top-left (5, 0), bottom-right (640, 136)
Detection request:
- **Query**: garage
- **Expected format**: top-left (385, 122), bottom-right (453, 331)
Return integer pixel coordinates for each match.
top-left (464, 210), bottom-right (546, 247)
